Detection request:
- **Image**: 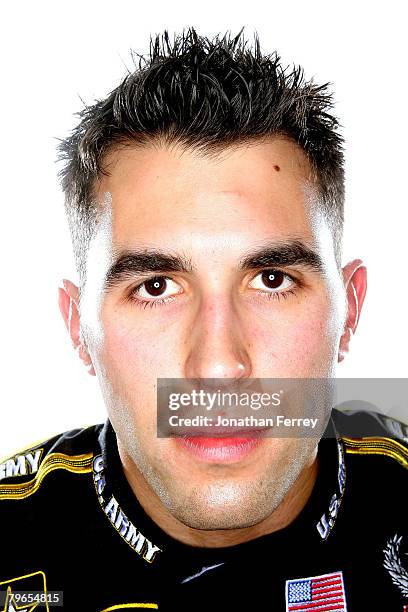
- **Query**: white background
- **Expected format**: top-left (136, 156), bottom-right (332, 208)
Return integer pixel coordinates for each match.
top-left (0, 1), bottom-right (407, 458)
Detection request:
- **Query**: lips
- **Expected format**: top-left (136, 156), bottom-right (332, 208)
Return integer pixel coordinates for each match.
top-left (173, 429), bottom-right (265, 463)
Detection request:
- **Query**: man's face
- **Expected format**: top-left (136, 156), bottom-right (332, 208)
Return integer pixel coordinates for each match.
top-left (77, 138), bottom-right (350, 530)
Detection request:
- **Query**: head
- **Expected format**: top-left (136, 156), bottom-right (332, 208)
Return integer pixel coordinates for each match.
top-left (58, 29), bottom-right (366, 530)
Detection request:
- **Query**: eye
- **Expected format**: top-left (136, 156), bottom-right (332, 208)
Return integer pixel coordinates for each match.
top-left (249, 269), bottom-right (295, 293)
top-left (132, 276), bottom-right (182, 300)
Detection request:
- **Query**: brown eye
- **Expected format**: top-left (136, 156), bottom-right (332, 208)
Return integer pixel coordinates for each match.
top-left (249, 269), bottom-right (294, 293)
top-left (261, 270), bottom-right (285, 289)
top-left (144, 277), bottom-right (167, 296)
top-left (132, 276), bottom-right (182, 302)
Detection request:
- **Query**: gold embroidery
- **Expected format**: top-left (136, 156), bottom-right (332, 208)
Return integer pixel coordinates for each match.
top-left (100, 605), bottom-right (158, 610)
top-left (342, 436), bottom-right (408, 469)
top-left (0, 571), bottom-right (49, 612)
top-left (0, 453), bottom-right (94, 500)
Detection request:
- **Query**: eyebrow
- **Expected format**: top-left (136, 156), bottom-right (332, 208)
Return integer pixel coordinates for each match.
top-left (239, 240), bottom-right (324, 272)
top-left (103, 240), bottom-right (323, 293)
top-left (103, 250), bottom-right (194, 293)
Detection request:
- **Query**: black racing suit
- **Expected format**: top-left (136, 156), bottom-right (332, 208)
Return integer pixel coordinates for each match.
top-left (0, 408), bottom-right (407, 611)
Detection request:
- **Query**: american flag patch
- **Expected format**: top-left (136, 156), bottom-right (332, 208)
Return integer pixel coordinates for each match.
top-left (285, 571), bottom-right (347, 611)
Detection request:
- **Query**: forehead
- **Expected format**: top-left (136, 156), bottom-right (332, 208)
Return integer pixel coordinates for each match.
top-left (95, 138), bottom-right (320, 250)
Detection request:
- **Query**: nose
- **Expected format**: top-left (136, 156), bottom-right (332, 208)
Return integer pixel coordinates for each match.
top-left (184, 294), bottom-right (252, 382)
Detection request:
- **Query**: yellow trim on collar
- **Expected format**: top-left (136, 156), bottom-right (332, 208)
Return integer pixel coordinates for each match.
top-left (100, 605), bottom-right (159, 610)
top-left (0, 452), bottom-right (94, 500)
top-left (342, 436), bottom-right (408, 469)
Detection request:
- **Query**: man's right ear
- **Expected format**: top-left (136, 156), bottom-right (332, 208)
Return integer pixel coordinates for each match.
top-left (58, 279), bottom-right (96, 376)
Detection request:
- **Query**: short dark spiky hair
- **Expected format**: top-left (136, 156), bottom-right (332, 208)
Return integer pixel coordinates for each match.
top-left (57, 28), bottom-right (344, 286)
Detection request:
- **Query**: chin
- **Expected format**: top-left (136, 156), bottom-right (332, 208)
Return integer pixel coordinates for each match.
top-left (179, 511), bottom-right (267, 531)
top-left (164, 481), bottom-right (279, 531)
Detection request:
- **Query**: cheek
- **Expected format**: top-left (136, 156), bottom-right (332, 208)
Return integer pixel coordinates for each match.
top-left (96, 310), bottom-right (184, 387)
top-left (292, 317), bottom-right (336, 370)
top-left (248, 300), bottom-right (339, 375)
top-left (93, 316), bottom-right (163, 436)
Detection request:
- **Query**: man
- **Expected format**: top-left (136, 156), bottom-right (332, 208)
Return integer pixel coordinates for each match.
top-left (0, 29), bottom-right (407, 612)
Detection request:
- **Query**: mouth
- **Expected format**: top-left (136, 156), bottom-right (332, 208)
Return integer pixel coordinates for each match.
top-left (173, 428), bottom-right (268, 463)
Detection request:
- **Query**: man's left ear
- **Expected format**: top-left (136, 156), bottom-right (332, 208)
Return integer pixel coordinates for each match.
top-left (338, 259), bottom-right (367, 362)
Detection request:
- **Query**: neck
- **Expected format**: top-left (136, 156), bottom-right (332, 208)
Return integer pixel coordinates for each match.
top-left (117, 444), bottom-right (319, 548)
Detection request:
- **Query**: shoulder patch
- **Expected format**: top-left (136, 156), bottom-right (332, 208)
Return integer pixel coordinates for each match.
top-left (342, 436), bottom-right (408, 470)
top-left (0, 448), bottom-right (44, 482)
top-left (0, 452), bottom-right (94, 500)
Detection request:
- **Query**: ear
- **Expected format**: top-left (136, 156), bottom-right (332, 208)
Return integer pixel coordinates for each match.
top-left (338, 259), bottom-right (367, 362)
top-left (58, 279), bottom-right (96, 376)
